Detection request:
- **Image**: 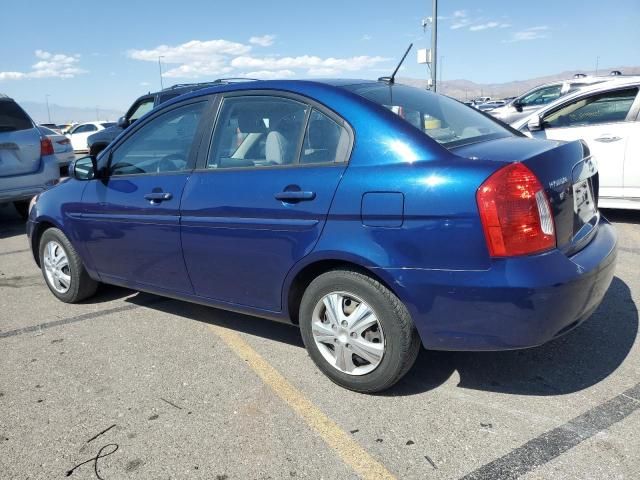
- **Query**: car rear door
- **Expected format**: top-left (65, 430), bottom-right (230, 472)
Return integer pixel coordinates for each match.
top-left (180, 93), bottom-right (352, 311)
top-left (77, 98), bottom-right (209, 293)
top-left (531, 86), bottom-right (639, 201)
top-left (0, 99), bottom-right (41, 177)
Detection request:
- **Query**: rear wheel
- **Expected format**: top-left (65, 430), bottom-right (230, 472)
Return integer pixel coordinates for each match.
top-left (299, 269), bottom-right (420, 393)
top-left (39, 228), bottom-right (98, 303)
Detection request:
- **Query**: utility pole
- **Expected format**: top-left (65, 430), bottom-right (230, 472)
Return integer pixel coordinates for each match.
top-left (595, 56), bottom-right (600, 76)
top-left (96, 106), bottom-right (100, 121)
top-left (439, 55), bottom-right (444, 87)
top-left (431, 0), bottom-right (438, 92)
top-left (158, 56), bottom-right (165, 90)
top-left (45, 94), bottom-right (51, 123)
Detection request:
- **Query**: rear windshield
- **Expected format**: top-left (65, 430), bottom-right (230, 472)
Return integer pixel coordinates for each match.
top-left (0, 100), bottom-right (33, 132)
top-left (345, 83), bottom-right (513, 149)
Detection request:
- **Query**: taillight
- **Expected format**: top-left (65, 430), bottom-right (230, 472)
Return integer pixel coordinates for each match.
top-left (40, 137), bottom-right (54, 156)
top-left (56, 138), bottom-right (70, 145)
top-left (477, 162), bottom-right (555, 257)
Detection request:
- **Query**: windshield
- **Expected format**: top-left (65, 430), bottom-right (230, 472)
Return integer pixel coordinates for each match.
top-left (345, 83), bottom-right (513, 149)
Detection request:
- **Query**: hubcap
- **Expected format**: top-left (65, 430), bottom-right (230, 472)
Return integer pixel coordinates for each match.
top-left (43, 241), bottom-right (71, 294)
top-left (311, 292), bottom-right (385, 376)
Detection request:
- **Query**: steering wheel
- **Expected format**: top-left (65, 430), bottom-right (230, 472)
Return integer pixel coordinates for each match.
top-left (157, 153), bottom-right (187, 173)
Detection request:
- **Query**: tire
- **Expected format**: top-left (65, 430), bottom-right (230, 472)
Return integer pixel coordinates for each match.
top-left (299, 269), bottom-right (420, 393)
top-left (13, 200), bottom-right (29, 220)
top-left (38, 227), bottom-right (98, 303)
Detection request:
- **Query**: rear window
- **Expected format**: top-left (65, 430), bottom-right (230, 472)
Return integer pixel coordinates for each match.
top-left (0, 100), bottom-right (33, 132)
top-left (345, 84), bottom-right (512, 149)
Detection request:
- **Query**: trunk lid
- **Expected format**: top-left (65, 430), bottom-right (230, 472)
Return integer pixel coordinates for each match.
top-left (452, 136), bottom-right (598, 255)
top-left (0, 99), bottom-right (42, 177)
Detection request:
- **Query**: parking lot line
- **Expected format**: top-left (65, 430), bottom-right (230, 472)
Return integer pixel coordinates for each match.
top-left (208, 323), bottom-right (397, 480)
top-left (460, 382), bottom-right (640, 480)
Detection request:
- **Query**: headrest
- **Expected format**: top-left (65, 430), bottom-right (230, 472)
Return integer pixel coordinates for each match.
top-left (236, 110), bottom-right (266, 133)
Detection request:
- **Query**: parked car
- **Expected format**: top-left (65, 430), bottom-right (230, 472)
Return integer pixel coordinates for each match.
top-left (66, 121), bottom-right (115, 152)
top-left (39, 123), bottom-right (61, 133)
top-left (0, 94), bottom-right (59, 218)
top-left (27, 79), bottom-right (616, 392)
top-left (38, 126), bottom-right (75, 168)
top-left (512, 77), bottom-right (640, 210)
top-left (476, 100), bottom-right (506, 112)
top-left (87, 80), bottom-right (250, 157)
top-left (490, 76), bottom-right (611, 124)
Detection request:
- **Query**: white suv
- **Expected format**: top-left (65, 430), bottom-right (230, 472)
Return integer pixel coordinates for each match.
top-left (0, 94), bottom-right (59, 218)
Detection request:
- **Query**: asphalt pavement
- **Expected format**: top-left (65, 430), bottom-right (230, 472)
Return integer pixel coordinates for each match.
top-left (1, 203), bottom-right (638, 479)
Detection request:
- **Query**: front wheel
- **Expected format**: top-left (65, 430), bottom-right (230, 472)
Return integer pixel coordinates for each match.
top-left (299, 270), bottom-right (420, 393)
top-left (39, 228), bottom-right (98, 303)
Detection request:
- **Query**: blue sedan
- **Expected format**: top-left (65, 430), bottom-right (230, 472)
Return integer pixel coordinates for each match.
top-left (26, 79), bottom-right (617, 392)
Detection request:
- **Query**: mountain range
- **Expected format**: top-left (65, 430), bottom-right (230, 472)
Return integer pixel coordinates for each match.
top-left (398, 65), bottom-right (640, 100)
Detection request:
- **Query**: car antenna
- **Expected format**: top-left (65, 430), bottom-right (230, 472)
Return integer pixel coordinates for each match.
top-left (378, 43), bottom-right (413, 84)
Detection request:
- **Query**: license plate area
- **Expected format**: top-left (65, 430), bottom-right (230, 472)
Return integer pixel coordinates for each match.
top-left (573, 179), bottom-right (598, 239)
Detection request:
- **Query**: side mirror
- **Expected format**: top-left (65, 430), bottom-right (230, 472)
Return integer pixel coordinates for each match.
top-left (70, 155), bottom-right (99, 181)
top-left (513, 100), bottom-right (523, 112)
top-left (117, 116), bottom-right (129, 129)
top-left (527, 115), bottom-right (543, 132)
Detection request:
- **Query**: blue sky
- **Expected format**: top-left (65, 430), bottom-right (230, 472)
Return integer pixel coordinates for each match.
top-left (1, 0), bottom-right (638, 111)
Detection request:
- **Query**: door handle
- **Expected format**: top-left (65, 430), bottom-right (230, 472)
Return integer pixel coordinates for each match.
top-left (144, 192), bottom-right (173, 203)
top-left (274, 191), bottom-right (316, 202)
top-left (594, 135), bottom-right (622, 143)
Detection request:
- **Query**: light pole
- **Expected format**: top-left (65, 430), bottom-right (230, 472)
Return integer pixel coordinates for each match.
top-left (595, 56), bottom-right (600, 76)
top-left (45, 94), bottom-right (51, 123)
top-left (431, 0), bottom-right (438, 92)
top-left (158, 56), bottom-right (165, 90)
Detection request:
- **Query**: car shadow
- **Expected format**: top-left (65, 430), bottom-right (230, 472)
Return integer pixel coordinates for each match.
top-left (123, 276), bottom-right (637, 398)
top-left (602, 208), bottom-right (640, 225)
top-left (390, 276), bottom-right (638, 396)
top-left (125, 291), bottom-right (304, 348)
top-left (0, 205), bottom-right (26, 240)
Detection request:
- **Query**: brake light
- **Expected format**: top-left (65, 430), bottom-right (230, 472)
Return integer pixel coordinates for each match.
top-left (56, 138), bottom-right (70, 145)
top-left (40, 137), bottom-right (54, 156)
top-left (477, 162), bottom-right (555, 257)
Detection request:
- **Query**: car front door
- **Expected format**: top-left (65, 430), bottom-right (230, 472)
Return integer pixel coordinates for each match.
top-left (180, 94), bottom-right (352, 311)
top-left (77, 99), bottom-right (209, 293)
top-left (531, 86), bottom-right (640, 201)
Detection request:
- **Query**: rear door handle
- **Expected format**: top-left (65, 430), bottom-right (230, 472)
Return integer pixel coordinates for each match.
top-left (144, 192), bottom-right (173, 203)
top-left (274, 191), bottom-right (316, 202)
top-left (594, 135), bottom-right (622, 143)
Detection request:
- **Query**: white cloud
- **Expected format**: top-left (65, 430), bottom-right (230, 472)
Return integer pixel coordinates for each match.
top-left (128, 39), bottom-right (251, 63)
top-left (506, 26), bottom-right (550, 42)
top-left (468, 21), bottom-right (510, 31)
top-left (240, 70), bottom-right (296, 79)
top-left (0, 50), bottom-right (86, 81)
top-left (231, 55), bottom-right (388, 75)
top-left (128, 38), bottom-right (388, 79)
top-left (453, 10), bottom-right (467, 18)
top-left (140, 81), bottom-right (151, 86)
top-left (249, 35), bottom-right (275, 47)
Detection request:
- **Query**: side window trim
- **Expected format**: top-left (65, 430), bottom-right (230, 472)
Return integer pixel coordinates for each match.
top-left (100, 96), bottom-right (213, 177)
top-left (195, 90), bottom-right (354, 171)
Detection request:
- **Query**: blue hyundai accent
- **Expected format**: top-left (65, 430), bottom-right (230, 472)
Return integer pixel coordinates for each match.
top-left (27, 79), bottom-right (617, 392)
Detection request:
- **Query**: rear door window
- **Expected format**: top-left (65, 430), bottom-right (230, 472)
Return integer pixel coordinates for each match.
top-left (208, 96), bottom-right (308, 168)
top-left (0, 100), bottom-right (33, 132)
top-left (543, 88), bottom-right (639, 128)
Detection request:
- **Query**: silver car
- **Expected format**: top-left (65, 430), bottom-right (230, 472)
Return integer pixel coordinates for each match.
top-left (38, 126), bottom-right (75, 168)
top-left (0, 94), bottom-right (59, 218)
top-left (490, 76), bottom-right (609, 124)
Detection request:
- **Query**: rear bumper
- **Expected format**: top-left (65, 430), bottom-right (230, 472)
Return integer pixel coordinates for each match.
top-left (383, 216), bottom-right (617, 351)
top-left (0, 155), bottom-right (60, 203)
